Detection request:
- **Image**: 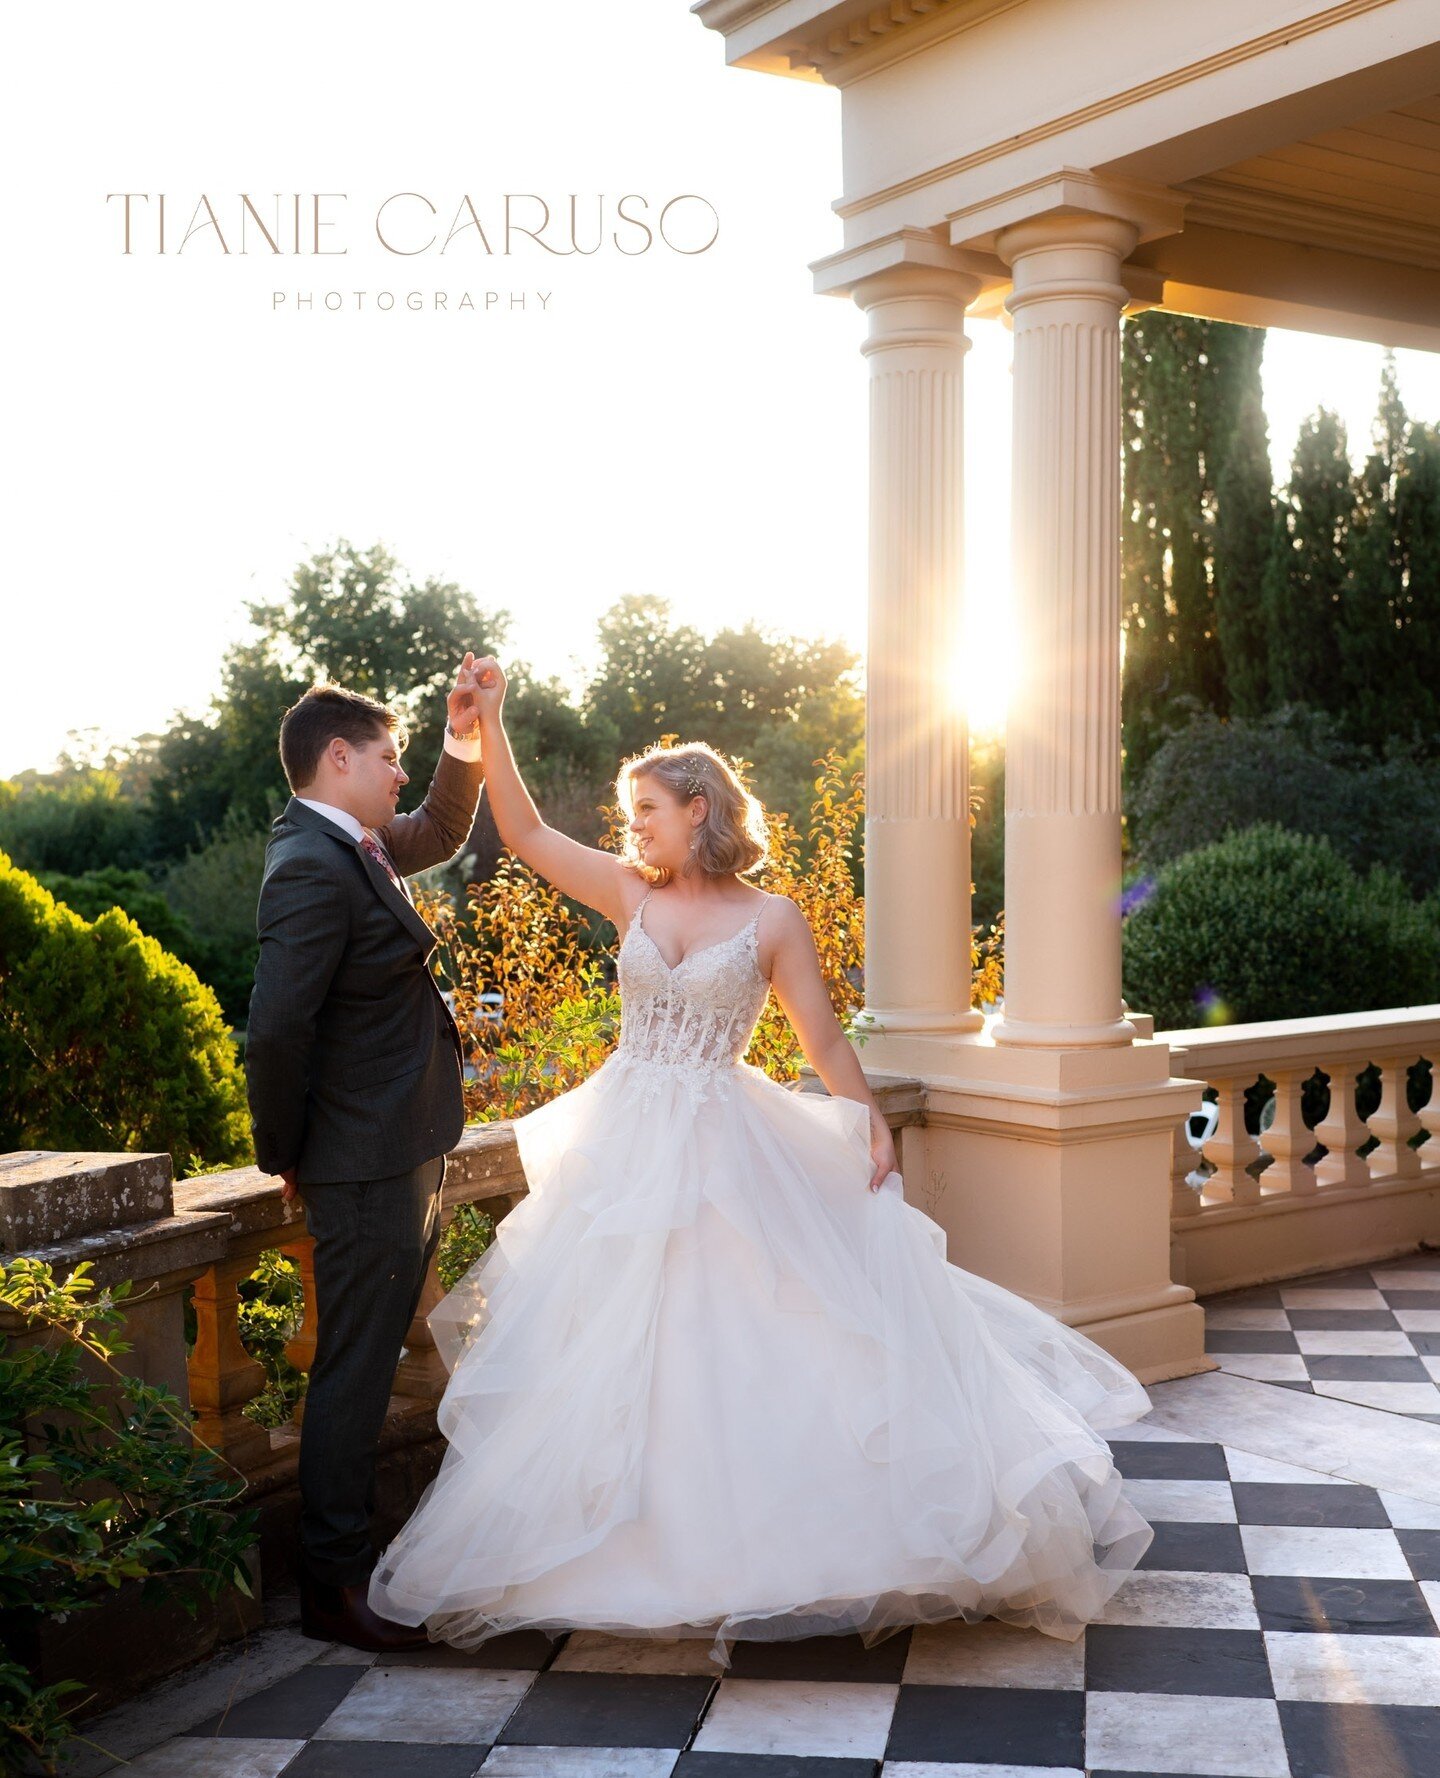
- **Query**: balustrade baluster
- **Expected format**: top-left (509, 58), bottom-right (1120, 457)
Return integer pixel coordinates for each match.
top-left (1261, 1068), bottom-right (1316, 1197)
top-left (1200, 1078), bottom-right (1263, 1205)
top-left (1368, 1056), bottom-right (1423, 1181)
top-left (189, 1250), bottom-right (273, 1469)
top-left (1313, 1061), bottom-right (1372, 1189)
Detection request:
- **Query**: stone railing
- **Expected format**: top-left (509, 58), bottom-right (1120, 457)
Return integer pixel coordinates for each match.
top-left (1164, 1005), bottom-right (1440, 1296)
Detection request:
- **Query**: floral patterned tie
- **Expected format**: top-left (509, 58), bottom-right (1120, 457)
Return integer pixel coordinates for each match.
top-left (360, 831), bottom-right (413, 905)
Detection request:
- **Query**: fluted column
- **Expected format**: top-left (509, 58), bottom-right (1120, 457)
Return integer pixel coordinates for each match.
top-left (990, 212), bottom-right (1139, 1048)
top-left (852, 263), bottom-right (985, 1038)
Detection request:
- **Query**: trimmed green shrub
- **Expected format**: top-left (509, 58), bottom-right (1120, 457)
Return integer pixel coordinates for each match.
top-left (1131, 705), bottom-right (1440, 897)
top-left (0, 850), bottom-right (252, 1173)
top-left (1121, 823), bottom-right (1440, 1030)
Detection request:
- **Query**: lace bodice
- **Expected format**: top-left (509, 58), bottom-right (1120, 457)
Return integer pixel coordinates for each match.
top-left (612, 891), bottom-right (770, 1106)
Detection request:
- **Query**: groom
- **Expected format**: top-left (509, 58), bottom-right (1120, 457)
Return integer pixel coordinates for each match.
top-left (246, 657), bottom-right (486, 1651)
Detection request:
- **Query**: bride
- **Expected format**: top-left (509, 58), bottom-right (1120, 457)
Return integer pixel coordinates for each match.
top-left (368, 655), bottom-right (1154, 1666)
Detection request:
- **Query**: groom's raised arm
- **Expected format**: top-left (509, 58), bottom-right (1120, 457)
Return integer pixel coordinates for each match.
top-left (246, 854), bottom-right (350, 1177)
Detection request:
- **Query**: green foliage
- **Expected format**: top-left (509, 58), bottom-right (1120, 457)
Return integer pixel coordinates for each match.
top-left (158, 813), bottom-right (271, 1025)
top-left (1130, 706), bottom-right (1440, 897)
top-left (35, 865), bottom-right (201, 968)
top-left (0, 1258), bottom-right (257, 1774)
top-left (1121, 823), bottom-right (1440, 1029)
top-left (0, 769), bottom-right (148, 878)
top-left (1121, 313), bottom-right (1268, 789)
top-left (582, 594), bottom-right (860, 765)
top-left (438, 1205), bottom-right (496, 1294)
top-left (0, 850), bottom-right (252, 1171)
top-left (1265, 408), bottom-right (1354, 711)
top-left (235, 1251), bottom-right (307, 1429)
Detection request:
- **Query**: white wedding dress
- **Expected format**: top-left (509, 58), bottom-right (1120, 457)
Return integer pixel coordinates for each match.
top-left (369, 890), bottom-right (1155, 1666)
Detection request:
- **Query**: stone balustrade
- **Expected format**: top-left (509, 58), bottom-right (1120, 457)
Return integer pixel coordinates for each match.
top-left (1165, 1005), bottom-right (1440, 1296)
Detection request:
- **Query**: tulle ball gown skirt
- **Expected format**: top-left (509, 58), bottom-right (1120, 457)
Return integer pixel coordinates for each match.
top-left (368, 1055), bottom-right (1155, 1668)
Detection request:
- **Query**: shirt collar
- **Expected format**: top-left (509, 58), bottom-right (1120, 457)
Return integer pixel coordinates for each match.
top-left (295, 796), bottom-right (365, 844)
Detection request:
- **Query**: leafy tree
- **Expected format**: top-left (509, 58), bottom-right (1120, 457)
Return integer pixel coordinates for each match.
top-left (582, 594), bottom-right (859, 764)
top-left (1264, 409), bottom-right (1354, 711)
top-left (0, 852), bottom-right (251, 1171)
top-left (1120, 313), bottom-right (1268, 789)
top-left (1130, 705), bottom-right (1440, 897)
top-left (1212, 384), bottom-right (1275, 718)
top-left (1122, 822), bottom-right (1440, 1028)
top-left (35, 866), bottom-right (200, 969)
top-left (0, 769), bottom-right (148, 877)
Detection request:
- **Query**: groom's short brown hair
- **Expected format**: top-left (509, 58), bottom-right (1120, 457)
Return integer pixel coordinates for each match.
top-left (279, 683), bottom-right (407, 792)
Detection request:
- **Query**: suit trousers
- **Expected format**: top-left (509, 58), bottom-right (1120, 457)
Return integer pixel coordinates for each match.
top-left (297, 1153), bottom-right (446, 1587)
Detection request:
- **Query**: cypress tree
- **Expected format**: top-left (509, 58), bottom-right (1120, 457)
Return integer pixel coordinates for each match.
top-left (1213, 381), bottom-right (1275, 718)
top-left (1266, 409), bottom-right (1354, 711)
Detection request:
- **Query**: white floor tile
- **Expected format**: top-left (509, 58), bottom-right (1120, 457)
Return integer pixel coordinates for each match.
top-left (1293, 1330), bottom-right (1417, 1356)
top-left (1265, 1630), bottom-right (1440, 1704)
top-left (1221, 1449), bottom-right (1347, 1485)
top-left (1394, 1309), bottom-right (1440, 1332)
top-left (1423, 1581), bottom-right (1440, 1631)
top-left (1204, 1308), bottom-right (1292, 1331)
top-left (114, 1743), bottom-right (304, 1778)
top-left (885, 1767), bottom-right (1083, 1778)
top-left (1311, 1379), bottom-right (1440, 1415)
top-left (1214, 1352), bottom-right (1311, 1383)
top-left (1109, 1419), bottom-right (1199, 1443)
top-left (691, 1679), bottom-right (898, 1759)
top-left (550, 1635), bottom-right (719, 1675)
top-left (313, 1667), bottom-right (533, 1743)
top-left (1122, 1478), bottom-right (1237, 1522)
top-left (901, 1619), bottom-right (1085, 1688)
top-left (1369, 1267), bottom-right (1440, 1290)
top-left (478, 1750), bottom-right (680, 1778)
top-left (884, 1766), bottom-right (1083, 1778)
top-left (1279, 1288), bottom-right (1387, 1310)
top-left (1084, 1692), bottom-right (1288, 1777)
top-left (1240, 1524), bottom-right (1411, 1579)
top-left (1421, 1356), bottom-right (1440, 1382)
top-left (1381, 1490), bottom-right (1440, 1529)
top-left (1093, 1569), bottom-right (1259, 1630)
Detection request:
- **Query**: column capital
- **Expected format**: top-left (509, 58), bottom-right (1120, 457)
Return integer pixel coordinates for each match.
top-left (948, 170), bottom-right (1187, 261)
top-left (811, 228), bottom-right (993, 308)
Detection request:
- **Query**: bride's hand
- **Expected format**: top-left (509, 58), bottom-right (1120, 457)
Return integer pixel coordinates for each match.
top-left (868, 1110), bottom-right (898, 1192)
top-left (471, 654), bottom-right (507, 717)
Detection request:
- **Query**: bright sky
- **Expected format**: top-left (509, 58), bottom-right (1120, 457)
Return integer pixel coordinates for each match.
top-left (5, 1), bottom-right (1439, 778)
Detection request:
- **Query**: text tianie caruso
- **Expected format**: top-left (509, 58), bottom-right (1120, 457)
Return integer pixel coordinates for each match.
top-left (105, 192), bottom-right (720, 256)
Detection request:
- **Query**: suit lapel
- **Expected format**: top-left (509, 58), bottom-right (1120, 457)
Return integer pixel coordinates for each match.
top-left (279, 799), bottom-right (437, 958)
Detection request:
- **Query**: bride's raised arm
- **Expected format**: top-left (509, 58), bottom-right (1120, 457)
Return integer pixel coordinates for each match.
top-left (471, 656), bottom-right (635, 926)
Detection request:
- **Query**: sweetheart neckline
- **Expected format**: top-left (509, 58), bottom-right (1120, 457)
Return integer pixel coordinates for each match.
top-left (627, 905), bottom-right (764, 977)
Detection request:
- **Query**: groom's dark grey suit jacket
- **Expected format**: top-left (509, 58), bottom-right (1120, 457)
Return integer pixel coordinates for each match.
top-left (245, 745), bottom-right (485, 1185)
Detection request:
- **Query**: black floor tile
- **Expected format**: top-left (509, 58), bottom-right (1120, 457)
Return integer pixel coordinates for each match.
top-left (1406, 1331), bottom-right (1440, 1356)
top-left (379, 1629), bottom-right (562, 1669)
top-left (1202, 1285), bottom-right (1283, 1307)
top-left (1106, 1441), bottom-right (1229, 1481)
top-left (1268, 1379), bottom-right (1317, 1393)
top-left (1084, 1624), bottom-right (1272, 1697)
top-left (1287, 1309), bottom-right (1402, 1331)
top-left (1137, 1521), bottom-right (1248, 1573)
top-left (498, 1670), bottom-right (714, 1748)
top-left (1304, 1355), bottom-right (1432, 1382)
top-left (1281, 1699), bottom-right (1440, 1777)
top-left (189, 1663), bottom-right (363, 1738)
top-left (1399, 1528), bottom-right (1440, 1581)
top-left (1289, 1268), bottom-right (1388, 1289)
top-left (723, 1629), bottom-right (911, 1682)
top-left (676, 1758), bottom-right (877, 1778)
top-left (1205, 1329), bottom-right (1301, 1354)
top-left (1253, 1574), bottom-right (1439, 1636)
top-left (1231, 1481), bottom-right (1391, 1527)
top-left (284, 1743), bottom-right (492, 1778)
top-left (885, 1683), bottom-right (1083, 1768)
top-left (1380, 1290), bottom-right (1440, 1310)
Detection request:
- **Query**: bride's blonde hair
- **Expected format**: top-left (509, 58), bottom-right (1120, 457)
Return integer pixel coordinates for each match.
top-left (618, 741), bottom-right (769, 886)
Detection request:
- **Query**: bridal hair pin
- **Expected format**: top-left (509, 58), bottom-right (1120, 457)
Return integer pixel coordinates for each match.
top-left (684, 774), bottom-right (705, 799)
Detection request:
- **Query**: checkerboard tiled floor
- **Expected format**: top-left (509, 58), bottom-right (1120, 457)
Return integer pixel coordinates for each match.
top-left (1200, 1250), bottom-right (1440, 1422)
top-left (95, 1420), bottom-right (1440, 1778)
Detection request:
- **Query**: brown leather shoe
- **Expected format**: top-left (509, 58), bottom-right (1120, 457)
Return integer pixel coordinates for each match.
top-left (299, 1573), bottom-right (433, 1653)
